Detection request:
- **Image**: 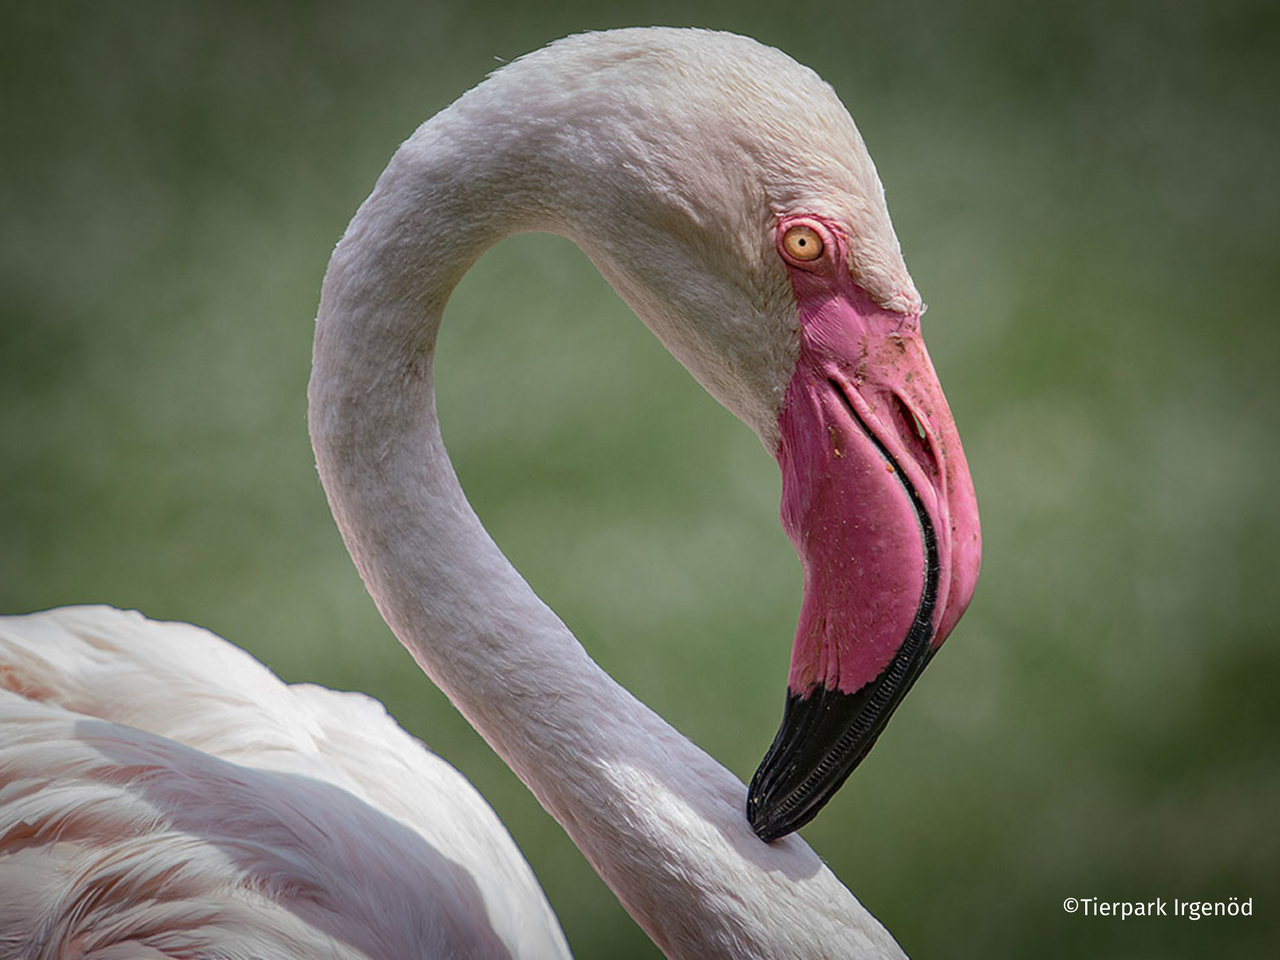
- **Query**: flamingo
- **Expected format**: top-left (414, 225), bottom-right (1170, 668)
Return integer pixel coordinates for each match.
top-left (0, 27), bottom-right (980, 959)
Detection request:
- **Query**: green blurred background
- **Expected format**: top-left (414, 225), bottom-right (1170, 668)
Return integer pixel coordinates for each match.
top-left (3, 1), bottom-right (1277, 956)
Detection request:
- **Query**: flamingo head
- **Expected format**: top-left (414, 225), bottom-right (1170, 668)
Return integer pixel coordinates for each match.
top-left (746, 214), bottom-right (981, 840)
top-left (477, 28), bottom-right (982, 841)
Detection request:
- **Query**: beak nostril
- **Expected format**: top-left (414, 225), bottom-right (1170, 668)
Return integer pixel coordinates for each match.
top-left (891, 394), bottom-right (939, 484)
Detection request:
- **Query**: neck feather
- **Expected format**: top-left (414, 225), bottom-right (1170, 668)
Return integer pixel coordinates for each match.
top-left (307, 102), bottom-right (903, 959)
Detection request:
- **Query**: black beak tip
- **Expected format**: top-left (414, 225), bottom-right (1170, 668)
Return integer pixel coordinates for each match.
top-left (746, 802), bottom-right (779, 843)
top-left (745, 632), bottom-right (938, 842)
top-left (744, 687), bottom-right (849, 843)
top-left (746, 786), bottom-right (795, 843)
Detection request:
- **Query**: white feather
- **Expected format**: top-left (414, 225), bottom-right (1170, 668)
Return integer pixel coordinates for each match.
top-left (0, 607), bottom-right (569, 959)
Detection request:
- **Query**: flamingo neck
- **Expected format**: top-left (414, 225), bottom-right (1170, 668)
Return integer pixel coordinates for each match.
top-left (307, 102), bottom-right (903, 959)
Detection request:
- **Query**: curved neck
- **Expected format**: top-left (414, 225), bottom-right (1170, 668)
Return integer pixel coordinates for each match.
top-left (308, 106), bottom-right (904, 959)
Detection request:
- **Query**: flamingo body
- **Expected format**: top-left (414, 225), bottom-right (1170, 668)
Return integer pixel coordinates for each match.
top-left (1, 26), bottom-right (981, 959)
top-left (0, 606), bottom-right (570, 958)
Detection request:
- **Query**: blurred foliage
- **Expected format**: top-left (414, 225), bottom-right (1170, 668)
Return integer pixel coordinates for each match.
top-left (2, 1), bottom-right (1277, 956)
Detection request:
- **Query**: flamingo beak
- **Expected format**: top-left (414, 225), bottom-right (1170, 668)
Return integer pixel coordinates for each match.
top-left (747, 235), bottom-right (981, 842)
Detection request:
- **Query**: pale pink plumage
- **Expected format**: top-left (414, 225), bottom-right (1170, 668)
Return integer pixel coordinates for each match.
top-left (0, 25), bottom-right (969, 959)
top-left (0, 606), bottom-right (569, 958)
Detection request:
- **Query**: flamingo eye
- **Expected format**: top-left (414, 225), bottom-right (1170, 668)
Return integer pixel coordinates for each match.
top-left (781, 224), bottom-right (824, 262)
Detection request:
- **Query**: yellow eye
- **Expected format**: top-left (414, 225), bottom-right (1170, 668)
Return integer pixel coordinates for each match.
top-left (782, 224), bottom-right (823, 262)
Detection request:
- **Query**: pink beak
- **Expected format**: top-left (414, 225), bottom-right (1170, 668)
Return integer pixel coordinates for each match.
top-left (748, 217), bottom-right (981, 841)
